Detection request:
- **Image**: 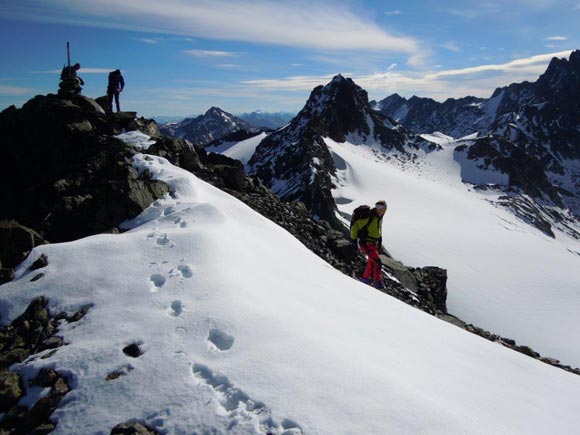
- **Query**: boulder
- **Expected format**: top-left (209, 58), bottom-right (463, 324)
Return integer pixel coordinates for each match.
top-left (0, 221), bottom-right (47, 270)
top-left (0, 370), bottom-right (23, 413)
top-left (110, 422), bottom-right (160, 435)
top-left (146, 136), bottom-right (203, 172)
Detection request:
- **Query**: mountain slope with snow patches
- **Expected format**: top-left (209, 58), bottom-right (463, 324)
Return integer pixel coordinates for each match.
top-left (328, 137), bottom-right (580, 367)
top-left (1, 134), bottom-right (580, 434)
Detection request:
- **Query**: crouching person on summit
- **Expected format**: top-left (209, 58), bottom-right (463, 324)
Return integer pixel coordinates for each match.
top-left (350, 200), bottom-right (387, 289)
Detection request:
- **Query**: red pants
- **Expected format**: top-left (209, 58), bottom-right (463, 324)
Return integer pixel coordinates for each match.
top-left (359, 243), bottom-right (382, 281)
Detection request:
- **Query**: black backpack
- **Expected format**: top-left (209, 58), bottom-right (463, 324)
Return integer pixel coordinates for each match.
top-left (350, 205), bottom-right (374, 236)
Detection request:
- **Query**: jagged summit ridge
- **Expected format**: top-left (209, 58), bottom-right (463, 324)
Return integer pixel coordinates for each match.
top-left (248, 75), bottom-right (428, 228)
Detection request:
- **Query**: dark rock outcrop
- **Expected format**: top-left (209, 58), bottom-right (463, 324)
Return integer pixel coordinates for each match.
top-left (0, 297), bottom-right (94, 433)
top-left (0, 94), bottom-right (169, 257)
top-left (110, 422), bottom-right (160, 435)
top-left (0, 221), bottom-right (47, 281)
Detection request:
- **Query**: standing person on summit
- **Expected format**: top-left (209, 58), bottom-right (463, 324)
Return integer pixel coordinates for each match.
top-left (106, 69), bottom-right (125, 113)
top-left (351, 200), bottom-right (387, 289)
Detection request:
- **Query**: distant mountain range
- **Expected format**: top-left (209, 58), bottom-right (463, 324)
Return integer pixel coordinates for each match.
top-left (245, 52), bottom-right (580, 237)
top-left (157, 110), bottom-right (294, 143)
top-left (237, 111), bottom-right (294, 129)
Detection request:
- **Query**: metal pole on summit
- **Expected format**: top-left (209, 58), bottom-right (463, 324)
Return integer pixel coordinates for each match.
top-left (66, 42), bottom-right (71, 77)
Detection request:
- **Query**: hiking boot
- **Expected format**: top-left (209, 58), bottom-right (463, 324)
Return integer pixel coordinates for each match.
top-left (373, 280), bottom-right (384, 289)
top-left (359, 277), bottom-right (372, 285)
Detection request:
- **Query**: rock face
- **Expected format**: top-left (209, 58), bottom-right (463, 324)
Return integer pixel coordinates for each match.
top-left (248, 75), bottom-right (428, 229)
top-left (160, 106), bottom-right (259, 146)
top-left (375, 93), bottom-right (489, 138)
top-left (0, 94), bottom-right (169, 247)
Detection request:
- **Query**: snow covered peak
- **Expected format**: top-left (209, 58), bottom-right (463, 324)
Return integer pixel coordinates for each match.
top-left (160, 107), bottom-right (258, 147)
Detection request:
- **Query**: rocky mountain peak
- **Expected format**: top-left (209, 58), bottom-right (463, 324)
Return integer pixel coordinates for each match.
top-left (160, 106), bottom-right (258, 146)
top-left (536, 50), bottom-right (580, 99)
top-left (205, 106), bottom-right (229, 118)
top-left (295, 75), bottom-right (379, 144)
top-left (247, 76), bottom-right (425, 229)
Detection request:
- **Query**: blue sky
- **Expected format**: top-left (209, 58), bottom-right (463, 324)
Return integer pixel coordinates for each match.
top-left (0, 0), bottom-right (578, 118)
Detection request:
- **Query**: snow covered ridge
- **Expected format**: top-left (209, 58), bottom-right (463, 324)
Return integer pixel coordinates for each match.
top-left (2, 149), bottom-right (580, 434)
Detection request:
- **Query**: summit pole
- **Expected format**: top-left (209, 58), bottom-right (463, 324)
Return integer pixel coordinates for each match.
top-left (67, 42), bottom-right (71, 77)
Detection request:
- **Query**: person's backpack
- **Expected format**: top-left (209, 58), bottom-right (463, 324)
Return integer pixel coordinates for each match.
top-left (350, 205), bottom-right (374, 238)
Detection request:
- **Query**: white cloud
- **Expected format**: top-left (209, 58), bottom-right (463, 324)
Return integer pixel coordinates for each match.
top-left (0, 85), bottom-right (33, 96)
top-left (216, 64), bottom-right (240, 69)
top-left (183, 50), bottom-right (238, 58)
top-left (385, 10), bottom-right (402, 16)
top-left (139, 38), bottom-right (158, 44)
top-left (442, 41), bottom-right (460, 52)
top-left (243, 50), bottom-right (575, 101)
top-left (545, 36), bottom-right (567, 41)
top-left (4, 0), bottom-right (420, 54)
top-left (424, 50), bottom-right (573, 79)
top-left (35, 68), bottom-right (115, 74)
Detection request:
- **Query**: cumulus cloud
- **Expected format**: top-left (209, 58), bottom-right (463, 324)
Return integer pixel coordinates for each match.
top-left (3, 0), bottom-right (420, 54)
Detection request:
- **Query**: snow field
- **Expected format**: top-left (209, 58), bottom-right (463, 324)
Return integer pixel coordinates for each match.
top-left (1, 141), bottom-right (579, 434)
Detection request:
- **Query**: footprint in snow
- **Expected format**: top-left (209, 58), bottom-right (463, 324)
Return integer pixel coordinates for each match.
top-left (156, 234), bottom-right (171, 245)
top-left (170, 300), bottom-right (184, 317)
top-left (208, 328), bottom-right (235, 351)
top-left (177, 264), bottom-right (193, 278)
top-left (192, 363), bottom-right (303, 433)
top-left (149, 274), bottom-right (166, 291)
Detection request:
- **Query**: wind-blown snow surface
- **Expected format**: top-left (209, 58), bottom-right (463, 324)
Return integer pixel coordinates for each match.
top-left (2, 142), bottom-right (580, 434)
top-left (328, 136), bottom-right (580, 367)
top-left (206, 132), bottom-right (267, 165)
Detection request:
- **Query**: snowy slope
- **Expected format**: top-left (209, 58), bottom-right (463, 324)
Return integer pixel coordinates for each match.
top-left (206, 132), bottom-right (267, 165)
top-left (328, 137), bottom-right (580, 367)
top-left (1, 134), bottom-right (580, 434)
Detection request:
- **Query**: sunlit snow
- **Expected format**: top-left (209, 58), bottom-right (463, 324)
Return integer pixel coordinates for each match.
top-left (1, 133), bottom-right (579, 434)
top-left (327, 137), bottom-right (580, 367)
